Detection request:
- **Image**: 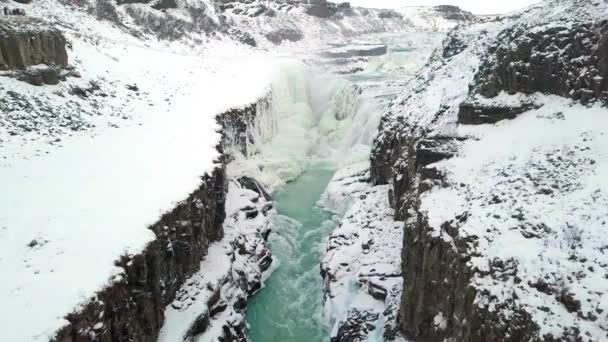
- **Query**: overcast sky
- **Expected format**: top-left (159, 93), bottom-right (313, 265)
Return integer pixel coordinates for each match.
top-left (347, 0), bottom-right (541, 15)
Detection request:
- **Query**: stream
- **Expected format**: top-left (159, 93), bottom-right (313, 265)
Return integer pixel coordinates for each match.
top-left (236, 32), bottom-right (445, 342)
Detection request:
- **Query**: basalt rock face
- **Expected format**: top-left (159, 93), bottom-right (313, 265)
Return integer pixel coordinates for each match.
top-left (474, 20), bottom-right (608, 104)
top-left (0, 17), bottom-right (68, 70)
top-left (216, 93), bottom-right (273, 160)
top-left (371, 1), bottom-right (608, 341)
top-left (51, 97), bottom-right (275, 341)
top-left (53, 166), bottom-right (227, 342)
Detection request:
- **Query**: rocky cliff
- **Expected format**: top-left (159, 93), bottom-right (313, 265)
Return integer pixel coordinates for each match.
top-left (53, 165), bottom-right (226, 342)
top-left (50, 93), bottom-right (274, 341)
top-left (371, 1), bottom-right (608, 341)
top-left (0, 17), bottom-right (68, 70)
top-left (62, 0), bottom-right (473, 50)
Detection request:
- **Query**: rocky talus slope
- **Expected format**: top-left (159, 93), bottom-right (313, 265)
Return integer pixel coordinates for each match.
top-left (371, 0), bottom-right (608, 341)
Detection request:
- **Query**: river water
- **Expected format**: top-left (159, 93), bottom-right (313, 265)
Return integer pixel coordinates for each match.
top-left (238, 32), bottom-right (445, 342)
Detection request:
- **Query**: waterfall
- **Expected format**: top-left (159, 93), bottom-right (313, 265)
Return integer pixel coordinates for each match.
top-left (228, 61), bottom-right (371, 191)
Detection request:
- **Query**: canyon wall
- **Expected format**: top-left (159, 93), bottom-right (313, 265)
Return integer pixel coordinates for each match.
top-left (51, 93), bottom-right (272, 342)
top-left (371, 1), bottom-right (608, 340)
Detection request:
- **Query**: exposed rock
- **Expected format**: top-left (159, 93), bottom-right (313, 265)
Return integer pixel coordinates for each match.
top-left (475, 20), bottom-right (608, 104)
top-left (50, 96), bottom-right (276, 341)
top-left (0, 17), bottom-right (68, 70)
top-left (321, 165), bottom-right (405, 341)
top-left (52, 164), bottom-right (226, 342)
top-left (370, 2), bottom-right (608, 341)
top-left (265, 28), bottom-right (304, 45)
top-left (237, 176), bottom-right (272, 201)
top-left (305, 0), bottom-right (330, 18)
top-left (458, 100), bottom-right (541, 125)
top-left (216, 92), bottom-right (273, 159)
top-left (17, 65), bottom-right (61, 86)
top-left (416, 136), bottom-right (463, 167)
top-left (157, 178), bottom-right (274, 342)
top-left (433, 5), bottom-right (475, 22)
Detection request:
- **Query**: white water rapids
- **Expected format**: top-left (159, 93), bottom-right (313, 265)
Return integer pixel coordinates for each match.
top-left (225, 32), bottom-right (445, 341)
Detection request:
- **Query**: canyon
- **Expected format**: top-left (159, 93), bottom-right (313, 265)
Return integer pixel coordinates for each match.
top-left (1, 0), bottom-right (608, 341)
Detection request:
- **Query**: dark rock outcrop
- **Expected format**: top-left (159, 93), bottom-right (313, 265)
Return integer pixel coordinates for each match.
top-left (265, 28), bottom-right (304, 45)
top-left (216, 93), bottom-right (272, 159)
top-left (400, 216), bottom-right (541, 342)
top-left (433, 5), bottom-right (475, 22)
top-left (457, 101), bottom-right (541, 125)
top-left (17, 65), bottom-right (62, 86)
top-left (305, 0), bottom-right (330, 18)
top-left (0, 17), bottom-right (68, 70)
top-left (237, 176), bottom-right (272, 201)
top-left (475, 21), bottom-right (608, 104)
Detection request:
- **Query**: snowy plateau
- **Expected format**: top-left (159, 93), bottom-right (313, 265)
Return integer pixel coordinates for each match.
top-left (1, 0), bottom-right (607, 342)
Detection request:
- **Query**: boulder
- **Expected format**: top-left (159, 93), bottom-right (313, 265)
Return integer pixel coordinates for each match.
top-left (17, 66), bottom-right (61, 86)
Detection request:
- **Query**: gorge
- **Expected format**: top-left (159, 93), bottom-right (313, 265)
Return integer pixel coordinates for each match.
top-left (1, 0), bottom-right (608, 342)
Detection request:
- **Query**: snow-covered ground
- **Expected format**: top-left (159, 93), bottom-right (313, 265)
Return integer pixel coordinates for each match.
top-left (372, 0), bottom-right (608, 339)
top-left (0, 2), bottom-right (279, 341)
top-left (422, 95), bottom-right (608, 340)
top-left (0, 0), bottom-right (471, 340)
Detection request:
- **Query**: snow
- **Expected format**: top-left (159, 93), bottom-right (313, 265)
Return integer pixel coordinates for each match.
top-left (0, 0), bottom-right (471, 340)
top-left (373, 0), bottom-right (608, 338)
top-left (421, 96), bottom-right (608, 340)
top-left (320, 163), bottom-right (405, 339)
top-left (158, 181), bottom-right (273, 342)
top-left (0, 2), bottom-right (278, 341)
